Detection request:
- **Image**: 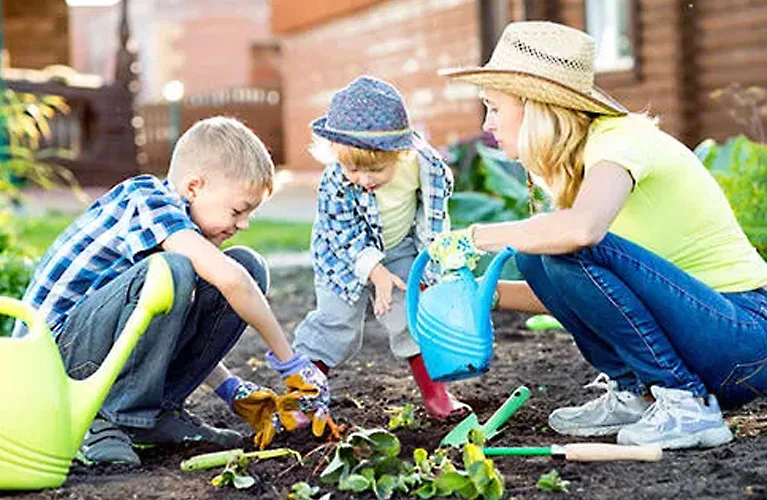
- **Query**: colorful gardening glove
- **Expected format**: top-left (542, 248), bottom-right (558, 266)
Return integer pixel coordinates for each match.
top-left (266, 351), bottom-right (337, 439)
top-left (428, 227), bottom-right (485, 273)
top-left (215, 376), bottom-right (283, 449)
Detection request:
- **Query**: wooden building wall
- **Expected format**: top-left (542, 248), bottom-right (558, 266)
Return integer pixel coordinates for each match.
top-left (694, 0), bottom-right (767, 142)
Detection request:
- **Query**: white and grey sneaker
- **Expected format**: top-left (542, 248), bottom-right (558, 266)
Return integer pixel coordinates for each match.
top-left (617, 386), bottom-right (734, 449)
top-left (549, 373), bottom-right (651, 436)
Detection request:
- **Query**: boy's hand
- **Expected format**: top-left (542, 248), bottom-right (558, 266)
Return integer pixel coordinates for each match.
top-left (369, 263), bottom-right (406, 317)
top-left (215, 376), bottom-right (284, 449)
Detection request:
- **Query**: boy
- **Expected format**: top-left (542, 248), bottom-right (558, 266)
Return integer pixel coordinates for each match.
top-left (293, 76), bottom-right (470, 420)
top-left (14, 117), bottom-right (329, 464)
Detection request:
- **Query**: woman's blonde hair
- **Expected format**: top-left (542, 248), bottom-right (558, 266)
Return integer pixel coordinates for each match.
top-left (309, 136), bottom-right (413, 171)
top-left (517, 100), bottom-right (595, 210)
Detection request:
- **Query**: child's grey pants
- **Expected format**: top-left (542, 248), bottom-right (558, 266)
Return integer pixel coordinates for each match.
top-left (293, 235), bottom-right (421, 367)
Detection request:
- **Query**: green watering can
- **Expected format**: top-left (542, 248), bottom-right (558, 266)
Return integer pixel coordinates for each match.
top-left (0, 255), bottom-right (174, 491)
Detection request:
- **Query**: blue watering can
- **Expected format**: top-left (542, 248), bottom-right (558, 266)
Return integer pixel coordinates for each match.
top-left (406, 246), bottom-right (516, 382)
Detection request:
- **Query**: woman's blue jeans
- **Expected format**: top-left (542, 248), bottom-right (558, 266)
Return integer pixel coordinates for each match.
top-left (56, 246), bottom-right (269, 428)
top-left (515, 232), bottom-right (767, 409)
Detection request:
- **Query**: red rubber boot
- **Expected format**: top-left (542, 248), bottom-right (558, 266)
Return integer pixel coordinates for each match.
top-left (408, 354), bottom-right (471, 420)
top-left (312, 360), bottom-right (330, 376)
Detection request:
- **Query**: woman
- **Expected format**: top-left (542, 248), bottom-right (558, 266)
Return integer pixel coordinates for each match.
top-left (433, 21), bottom-right (767, 449)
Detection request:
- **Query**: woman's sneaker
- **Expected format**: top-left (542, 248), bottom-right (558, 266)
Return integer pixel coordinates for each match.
top-left (549, 373), bottom-right (651, 436)
top-left (617, 386), bottom-right (734, 449)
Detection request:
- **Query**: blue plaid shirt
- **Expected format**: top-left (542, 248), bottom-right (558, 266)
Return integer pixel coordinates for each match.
top-left (311, 134), bottom-right (453, 305)
top-left (14, 175), bottom-right (199, 338)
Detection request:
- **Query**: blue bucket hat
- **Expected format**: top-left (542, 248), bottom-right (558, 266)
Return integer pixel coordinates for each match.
top-left (310, 76), bottom-right (414, 151)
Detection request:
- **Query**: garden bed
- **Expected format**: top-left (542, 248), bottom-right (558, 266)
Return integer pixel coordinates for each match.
top-left (13, 266), bottom-right (767, 499)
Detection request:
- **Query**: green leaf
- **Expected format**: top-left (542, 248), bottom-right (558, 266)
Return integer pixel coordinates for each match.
top-left (320, 444), bottom-right (353, 484)
top-left (233, 474), bottom-right (256, 489)
top-left (694, 138), bottom-right (718, 168)
top-left (448, 192), bottom-right (506, 226)
top-left (375, 474), bottom-right (398, 500)
top-left (537, 469), bottom-right (570, 492)
top-left (339, 473), bottom-right (370, 492)
top-left (435, 471), bottom-right (471, 494)
top-left (415, 481), bottom-right (438, 499)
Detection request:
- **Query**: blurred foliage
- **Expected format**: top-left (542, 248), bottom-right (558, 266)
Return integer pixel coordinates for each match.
top-left (0, 88), bottom-right (78, 336)
top-left (695, 134), bottom-right (767, 259)
top-left (444, 133), bottom-right (547, 228)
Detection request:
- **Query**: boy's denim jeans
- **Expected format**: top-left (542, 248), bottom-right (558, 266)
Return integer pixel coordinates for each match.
top-left (56, 246), bottom-right (269, 428)
top-left (516, 232), bottom-right (767, 409)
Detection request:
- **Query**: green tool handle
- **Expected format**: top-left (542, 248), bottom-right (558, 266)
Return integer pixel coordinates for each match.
top-left (484, 447), bottom-right (551, 457)
top-left (480, 386), bottom-right (531, 435)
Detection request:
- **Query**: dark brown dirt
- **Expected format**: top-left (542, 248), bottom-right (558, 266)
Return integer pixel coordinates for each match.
top-left (7, 266), bottom-right (767, 499)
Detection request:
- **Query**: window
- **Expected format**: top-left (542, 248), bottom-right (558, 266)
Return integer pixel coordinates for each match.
top-left (585, 0), bottom-right (636, 73)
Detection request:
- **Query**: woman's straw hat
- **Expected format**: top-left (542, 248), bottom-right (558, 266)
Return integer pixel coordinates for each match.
top-left (440, 21), bottom-right (627, 116)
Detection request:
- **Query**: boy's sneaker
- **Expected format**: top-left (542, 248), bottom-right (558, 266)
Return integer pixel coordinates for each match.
top-left (549, 373), bottom-right (651, 436)
top-left (617, 386), bottom-right (734, 449)
top-left (80, 418), bottom-right (141, 465)
top-left (127, 409), bottom-right (242, 448)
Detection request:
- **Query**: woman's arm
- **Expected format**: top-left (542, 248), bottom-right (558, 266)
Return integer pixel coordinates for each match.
top-left (496, 280), bottom-right (548, 313)
top-left (473, 161), bottom-right (634, 254)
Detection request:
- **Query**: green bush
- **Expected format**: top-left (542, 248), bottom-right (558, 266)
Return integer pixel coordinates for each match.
top-left (0, 214), bottom-right (35, 336)
top-left (694, 135), bottom-right (767, 259)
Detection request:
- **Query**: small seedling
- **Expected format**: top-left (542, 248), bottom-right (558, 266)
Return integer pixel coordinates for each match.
top-left (288, 482), bottom-right (331, 500)
top-left (210, 454), bottom-right (256, 489)
top-left (537, 469), bottom-right (570, 493)
top-left (385, 403), bottom-right (416, 430)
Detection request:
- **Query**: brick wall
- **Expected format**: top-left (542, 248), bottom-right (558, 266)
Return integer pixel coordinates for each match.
top-left (3, 0), bottom-right (69, 69)
top-left (279, 0), bottom-right (485, 172)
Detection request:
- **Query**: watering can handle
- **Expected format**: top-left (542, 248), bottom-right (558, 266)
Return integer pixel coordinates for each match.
top-left (0, 297), bottom-right (49, 340)
top-left (406, 249), bottom-right (432, 343)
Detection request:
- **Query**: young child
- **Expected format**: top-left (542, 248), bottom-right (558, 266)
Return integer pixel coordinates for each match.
top-left (292, 76), bottom-right (470, 420)
top-left (13, 117), bottom-right (330, 464)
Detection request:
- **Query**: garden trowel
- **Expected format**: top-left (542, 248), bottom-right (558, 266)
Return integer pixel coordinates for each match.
top-left (441, 385), bottom-right (531, 448)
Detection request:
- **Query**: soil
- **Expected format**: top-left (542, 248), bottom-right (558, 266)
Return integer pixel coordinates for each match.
top-left (8, 266), bottom-right (767, 500)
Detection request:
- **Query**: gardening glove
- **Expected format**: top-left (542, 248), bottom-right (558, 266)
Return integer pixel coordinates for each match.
top-left (428, 226), bottom-right (485, 273)
top-left (266, 351), bottom-right (335, 438)
top-left (215, 376), bottom-right (283, 449)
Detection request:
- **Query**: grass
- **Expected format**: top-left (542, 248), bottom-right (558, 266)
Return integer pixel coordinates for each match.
top-left (17, 212), bottom-right (313, 257)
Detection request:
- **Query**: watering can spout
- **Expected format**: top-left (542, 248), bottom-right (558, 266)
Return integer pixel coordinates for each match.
top-left (476, 247), bottom-right (516, 332)
top-left (68, 255), bottom-right (175, 451)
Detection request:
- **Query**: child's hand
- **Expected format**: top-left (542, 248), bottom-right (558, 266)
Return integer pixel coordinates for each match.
top-left (369, 263), bottom-right (406, 317)
top-left (266, 351), bottom-right (331, 417)
top-left (215, 376), bottom-right (284, 449)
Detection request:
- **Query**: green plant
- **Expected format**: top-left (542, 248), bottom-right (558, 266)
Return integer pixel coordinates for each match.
top-left (694, 135), bottom-right (767, 259)
top-left (0, 213), bottom-right (35, 336)
top-left (537, 469), bottom-right (570, 493)
top-left (318, 427), bottom-right (504, 500)
top-left (0, 88), bottom-right (78, 204)
top-left (289, 482), bottom-right (331, 500)
top-left (445, 135), bottom-right (537, 229)
top-left (386, 403), bottom-right (416, 431)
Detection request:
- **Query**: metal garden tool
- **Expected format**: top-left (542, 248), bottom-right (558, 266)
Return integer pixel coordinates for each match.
top-left (483, 443), bottom-right (663, 462)
top-left (441, 385), bottom-right (531, 447)
top-left (406, 246), bottom-right (516, 382)
top-left (0, 255), bottom-right (174, 491)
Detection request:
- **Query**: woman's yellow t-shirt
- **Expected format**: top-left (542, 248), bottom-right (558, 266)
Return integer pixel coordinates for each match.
top-left (584, 114), bottom-right (767, 293)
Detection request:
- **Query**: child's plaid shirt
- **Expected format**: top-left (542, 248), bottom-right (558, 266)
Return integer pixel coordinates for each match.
top-left (13, 175), bottom-right (199, 338)
top-left (311, 134), bottom-right (453, 305)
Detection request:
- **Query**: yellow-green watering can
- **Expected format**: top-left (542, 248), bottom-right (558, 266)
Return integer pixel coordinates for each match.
top-left (0, 255), bottom-right (174, 491)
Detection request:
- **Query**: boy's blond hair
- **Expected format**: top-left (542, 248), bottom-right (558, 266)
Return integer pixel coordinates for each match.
top-left (168, 116), bottom-right (275, 194)
top-left (309, 136), bottom-right (413, 172)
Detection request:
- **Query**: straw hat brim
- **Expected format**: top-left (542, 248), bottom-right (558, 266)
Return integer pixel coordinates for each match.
top-left (440, 67), bottom-right (627, 116)
top-left (310, 117), bottom-right (414, 151)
